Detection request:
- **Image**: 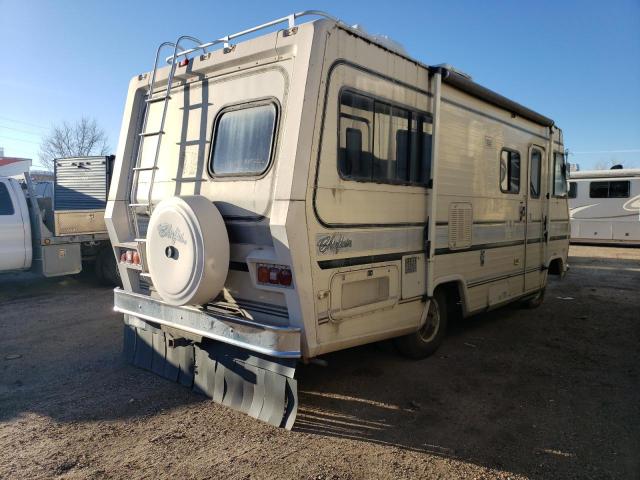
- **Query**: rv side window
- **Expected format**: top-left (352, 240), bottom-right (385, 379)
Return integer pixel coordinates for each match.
top-left (0, 183), bottom-right (15, 215)
top-left (500, 149), bottom-right (520, 194)
top-left (568, 182), bottom-right (577, 198)
top-left (342, 128), bottom-right (364, 177)
top-left (589, 181), bottom-right (630, 198)
top-left (530, 149), bottom-right (542, 198)
top-left (553, 152), bottom-right (568, 196)
top-left (338, 91), bottom-right (374, 179)
top-left (339, 90), bottom-right (432, 186)
top-left (210, 102), bottom-right (277, 176)
top-left (609, 181), bottom-right (631, 198)
top-left (589, 181), bottom-right (609, 198)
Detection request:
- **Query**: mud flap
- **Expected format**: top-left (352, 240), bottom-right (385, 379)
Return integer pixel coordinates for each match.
top-left (123, 320), bottom-right (298, 429)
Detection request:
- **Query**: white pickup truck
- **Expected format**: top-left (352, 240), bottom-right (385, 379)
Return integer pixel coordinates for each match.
top-left (0, 156), bottom-right (119, 284)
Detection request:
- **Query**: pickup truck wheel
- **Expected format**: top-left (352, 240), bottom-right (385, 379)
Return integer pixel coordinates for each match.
top-left (395, 289), bottom-right (448, 359)
top-left (96, 247), bottom-right (121, 287)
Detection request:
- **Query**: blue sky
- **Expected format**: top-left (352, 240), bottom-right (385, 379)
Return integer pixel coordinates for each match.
top-left (0, 0), bottom-right (638, 170)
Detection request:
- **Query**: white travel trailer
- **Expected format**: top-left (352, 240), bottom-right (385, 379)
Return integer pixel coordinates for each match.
top-left (106, 11), bottom-right (570, 429)
top-left (568, 168), bottom-right (640, 245)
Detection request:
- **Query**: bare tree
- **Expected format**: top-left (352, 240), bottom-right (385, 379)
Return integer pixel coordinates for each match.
top-left (39, 118), bottom-right (109, 170)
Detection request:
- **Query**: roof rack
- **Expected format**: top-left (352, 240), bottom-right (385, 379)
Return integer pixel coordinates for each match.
top-left (164, 10), bottom-right (340, 64)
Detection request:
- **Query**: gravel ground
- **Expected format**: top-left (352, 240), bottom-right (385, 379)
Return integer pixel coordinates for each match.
top-left (0, 245), bottom-right (638, 479)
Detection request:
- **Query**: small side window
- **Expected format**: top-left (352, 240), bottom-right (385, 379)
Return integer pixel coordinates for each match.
top-left (0, 183), bottom-right (16, 215)
top-left (553, 151), bottom-right (568, 197)
top-left (500, 149), bottom-right (521, 194)
top-left (530, 149), bottom-right (542, 198)
top-left (568, 182), bottom-right (577, 199)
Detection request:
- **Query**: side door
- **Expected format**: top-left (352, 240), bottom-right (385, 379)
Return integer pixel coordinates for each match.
top-left (0, 179), bottom-right (31, 271)
top-left (524, 145), bottom-right (545, 292)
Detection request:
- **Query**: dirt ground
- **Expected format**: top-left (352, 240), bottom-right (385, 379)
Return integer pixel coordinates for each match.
top-left (0, 246), bottom-right (638, 480)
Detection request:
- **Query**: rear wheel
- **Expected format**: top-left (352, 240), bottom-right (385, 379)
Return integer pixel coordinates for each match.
top-left (395, 288), bottom-right (448, 359)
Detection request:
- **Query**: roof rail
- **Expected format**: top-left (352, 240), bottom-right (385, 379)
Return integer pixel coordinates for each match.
top-left (164, 10), bottom-right (340, 64)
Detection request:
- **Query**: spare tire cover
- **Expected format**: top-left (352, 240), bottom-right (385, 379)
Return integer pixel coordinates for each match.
top-left (146, 196), bottom-right (229, 306)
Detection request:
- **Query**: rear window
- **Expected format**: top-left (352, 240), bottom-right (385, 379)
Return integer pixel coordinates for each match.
top-left (210, 102), bottom-right (277, 176)
top-left (0, 182), bottom-right (15, 215)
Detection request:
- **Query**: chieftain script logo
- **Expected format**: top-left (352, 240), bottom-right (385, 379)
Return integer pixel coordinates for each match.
top-left (317, 234), bottom-right (353, 255)
top-left (158, 223), bottom-right (187, 245)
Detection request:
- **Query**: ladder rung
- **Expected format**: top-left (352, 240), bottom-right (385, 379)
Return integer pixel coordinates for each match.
top-left (129, 203), bottom-right (149, 207)
top-left (122, 263), bottom-right (143, 271)
top-left (116, 241), bottom-right (138, 249)
top-left (132, 166), bottom-right (158, 171)
top-left (146, 95), bottom-right (171, 104)
top-left (134, 238), bottom-right (147, 243)
top-left (139, 131), bottom-right (164, 137)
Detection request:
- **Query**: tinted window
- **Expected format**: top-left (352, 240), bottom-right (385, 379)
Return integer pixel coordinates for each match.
top-left (589, 181), bottom-right (609, 198)
top-left (553, 152), bottom-right (568, 196)
top-left (500, 149), bottom-right (521, 193)
top-left (610, 181), bottom-right (630, 198)
top-left (339, 90), bottom-right (432, 186)
top-left (530, 149), bottom-right (542, 198)
top-left (589, 181), bottom-right (630, 198)
top-left (0, 183), bottom-right (15, 215)
top-left (211, 103), bottom-right (277, 175)
top-left (568, 182), bottom-right (577, 198)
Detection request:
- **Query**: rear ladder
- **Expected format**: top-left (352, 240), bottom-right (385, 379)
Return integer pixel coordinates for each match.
top-left (128, 36), bottom-right (206, 241)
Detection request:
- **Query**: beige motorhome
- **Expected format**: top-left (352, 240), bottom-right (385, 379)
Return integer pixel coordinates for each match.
top-left (106, 11), bottom-right (570, 429)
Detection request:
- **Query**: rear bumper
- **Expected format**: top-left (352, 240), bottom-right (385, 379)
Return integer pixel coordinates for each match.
top-left (113, 288), bottom-right (301, 358)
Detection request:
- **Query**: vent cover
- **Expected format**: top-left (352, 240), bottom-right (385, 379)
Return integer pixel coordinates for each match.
top-left (404, 256), bottom-right (418, 274)
top-left (448, 202), bottom-right (473, 250)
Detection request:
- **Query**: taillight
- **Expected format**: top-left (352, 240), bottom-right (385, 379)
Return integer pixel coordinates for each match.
top-left (178, 58), bottom-right (189, 67)
top-left (119, 249), bottom-right (140, 265)
top-left (278, 268), bottom-right (292, 286)
top-left (256, 264), bottom-right (293, 288)
top-left (257, 266), bottom-right (270, 283)
top-left (268, 267), bottom-right (280, 284)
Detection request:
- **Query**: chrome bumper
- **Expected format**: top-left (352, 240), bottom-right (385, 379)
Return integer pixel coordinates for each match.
top-left (113, 288), bottom-right (301, 358)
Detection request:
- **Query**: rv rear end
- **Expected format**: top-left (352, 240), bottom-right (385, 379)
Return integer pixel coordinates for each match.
top-left (107, 17), bottom-right (333, 428)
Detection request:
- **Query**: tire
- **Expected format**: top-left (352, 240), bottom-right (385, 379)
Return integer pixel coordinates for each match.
top-left (521, 287), bottom-right (545, 309)
top-left (395, 288), bottom-right (448, 359)
top-left (95, 247), bottom-right (121, 287)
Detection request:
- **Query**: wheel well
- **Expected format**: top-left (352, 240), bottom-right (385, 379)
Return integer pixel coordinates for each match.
top-left (434, 281), bottom-right (464, 320)
top-left (548, 257), bottom-right (564, 275)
